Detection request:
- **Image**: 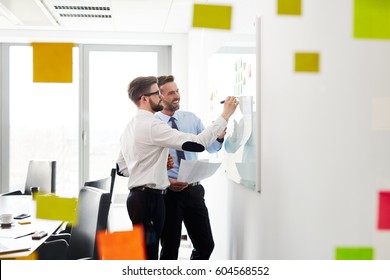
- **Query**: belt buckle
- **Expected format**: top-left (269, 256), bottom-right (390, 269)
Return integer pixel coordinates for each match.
top-left (131, 185), bottom-right (167, 195)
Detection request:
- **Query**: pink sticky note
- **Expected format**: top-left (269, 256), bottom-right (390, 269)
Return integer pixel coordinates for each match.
top-left (378, 191), bottom-right (390, 230)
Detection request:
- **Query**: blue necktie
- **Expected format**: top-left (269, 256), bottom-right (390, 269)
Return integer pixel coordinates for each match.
top-left (170, 117), bottom-right (186, 164)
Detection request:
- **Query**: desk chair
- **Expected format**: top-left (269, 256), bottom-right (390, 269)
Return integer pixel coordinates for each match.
top-left (38, 187), bottom-right (111, 260)
top-left (24, 160), bottom-right (56, 195)
top-left (1, 160), bottom-right (56, 196)
top-left (84, 168), bottom-right (116, 200)
top-left (60, 168), bottom-right (117, 234)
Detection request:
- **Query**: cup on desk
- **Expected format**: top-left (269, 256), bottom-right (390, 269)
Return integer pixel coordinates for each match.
top-left (30, 187), bottom-right (39, 200)
top-left (0, 213), bottom-right (13, 225)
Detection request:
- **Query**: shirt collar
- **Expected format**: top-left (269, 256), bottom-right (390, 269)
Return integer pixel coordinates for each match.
top-left (137, 109), bottom-right (155, 117)
top-left (156, 111), bottom-right (178, 123)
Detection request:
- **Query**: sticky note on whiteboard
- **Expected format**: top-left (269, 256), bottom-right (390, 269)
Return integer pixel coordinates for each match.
top-left (295, 52), bottom-right (320, 72)
top-left (192, 4), bottom-right (232, 30)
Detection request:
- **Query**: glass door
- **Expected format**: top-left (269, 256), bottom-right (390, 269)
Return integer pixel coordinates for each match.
top-left (83, 45), bottom-right (171, 197)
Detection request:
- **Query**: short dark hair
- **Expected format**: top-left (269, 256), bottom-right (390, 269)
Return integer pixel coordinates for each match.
top-left (157, 75), bottom-right (175, 88)
top-left (128, 76), bottom-right (158, 105)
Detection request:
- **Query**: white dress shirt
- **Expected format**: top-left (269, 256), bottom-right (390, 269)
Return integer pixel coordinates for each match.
top-left (118, 109), bottom-right (227, 190)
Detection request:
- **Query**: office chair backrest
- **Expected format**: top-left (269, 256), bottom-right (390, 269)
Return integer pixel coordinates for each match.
top-left (68, 186), bottom-right (111, 260)
top-left (83, 168), bottom-right (116, 200)
top-left (24, 160), bottom-right (56, 195)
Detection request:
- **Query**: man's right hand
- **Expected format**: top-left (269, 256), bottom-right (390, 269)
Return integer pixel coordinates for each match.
top-left (168, 178), bottom-right (189, 192)
top-left (221, 96), bottom-right (239, 121)
top-left (167, 154), bottom-right (174, 170)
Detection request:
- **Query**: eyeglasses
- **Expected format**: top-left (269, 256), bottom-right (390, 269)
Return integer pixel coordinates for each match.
top-left (140, 90), bottom-right (160, 99)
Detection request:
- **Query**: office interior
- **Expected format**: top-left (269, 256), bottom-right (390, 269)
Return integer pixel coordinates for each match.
top-left (1, 0), bottom-right (390, 260)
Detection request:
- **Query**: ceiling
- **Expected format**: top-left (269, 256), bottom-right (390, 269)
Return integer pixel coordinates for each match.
top-left (0, 0), bottom-right (243, 34)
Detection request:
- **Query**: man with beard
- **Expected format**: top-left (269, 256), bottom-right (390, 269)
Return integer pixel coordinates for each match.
top-left (156, 75), bottom-right (225, 260)
top-left (117, 76), bottom-right (238, 259)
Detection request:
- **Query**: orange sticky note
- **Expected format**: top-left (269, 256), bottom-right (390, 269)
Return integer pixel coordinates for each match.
top-left (32, 42), bottom-right (74, 83)
top-left (96, 225), bottom-right (147, 260)
top-left (36, 194), bottom-right (78, 224)
top-left (16, 252), bottom-right (38, 260)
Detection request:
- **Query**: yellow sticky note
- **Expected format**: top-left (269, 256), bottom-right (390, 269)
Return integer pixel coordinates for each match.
top-left (295, 52), bottom-right (320, 72)
top-left (32, 42), bottom-right (74, 83)
top-left (192, 4), bottom-right (232, 30)
top-left (278, 0), bottom-right (302, 15)
top-left (354, 0), bottom-right (390, 39)
top-left (36, 195), bottom-right (78, 224)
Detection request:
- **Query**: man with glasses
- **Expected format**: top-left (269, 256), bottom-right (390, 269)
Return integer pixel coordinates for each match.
top-left (156, 75), bottom-right (224, 260)
top-left (117, 76), bottom-right (238, 260)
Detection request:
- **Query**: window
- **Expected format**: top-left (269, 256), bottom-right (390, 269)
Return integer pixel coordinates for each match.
top-left (9, 45), bottom-right (79, 196)
top-left (4, 44), bottom-right (171, 198)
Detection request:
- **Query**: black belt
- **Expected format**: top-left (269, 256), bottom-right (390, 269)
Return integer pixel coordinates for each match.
top-left (131, 186), bottom-right (167, 195)
top-left (188, 181), bottom-right (200, 187)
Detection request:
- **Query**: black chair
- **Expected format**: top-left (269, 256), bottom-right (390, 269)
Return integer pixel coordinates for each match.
top-left (59, 168), bottom-right (116, 234)
top-left (38, 187), bottom-right (111, 260)
top-left (84, 168), bottom-right (116, 200)
top-left (1, 160), bottom-right (56, 196)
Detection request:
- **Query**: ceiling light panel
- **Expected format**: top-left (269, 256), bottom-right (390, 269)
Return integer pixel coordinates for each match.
top-left (42, 0), bottom-right (114, 30)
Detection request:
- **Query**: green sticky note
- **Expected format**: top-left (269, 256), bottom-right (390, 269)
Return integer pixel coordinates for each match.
top-left (335, 247), bottom-right (374, 260)
top-left (36, 195), bottom-right (78, 224)
top-left (192, 4), bottom-right (232, 30)
top-left (354, 0), bottom-right (390, 39)
top-left (295, 52), bottom-right (320, 72)
top-left (278, 0), bottom-right (302, 15)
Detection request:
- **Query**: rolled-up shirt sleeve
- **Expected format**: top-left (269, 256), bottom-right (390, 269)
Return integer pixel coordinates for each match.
top-left (116, 151), bottom-right (129, 177)
top-left (150, 116), bottom-right (227, 151)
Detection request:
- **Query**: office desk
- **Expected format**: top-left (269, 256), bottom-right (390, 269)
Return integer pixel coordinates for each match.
top-left (0, 195), bottom-right (63, 259)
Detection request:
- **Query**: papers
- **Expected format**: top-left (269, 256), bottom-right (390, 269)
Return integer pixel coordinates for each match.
top-left (177, 160), bottom-right (221, 184)
top-left (0, 238), bottom-right (31, 254)
top-left (0, 225), bottom-right (37, 239)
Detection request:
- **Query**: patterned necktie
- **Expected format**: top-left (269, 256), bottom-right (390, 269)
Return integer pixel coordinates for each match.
top-left (169, 117), bottom-right (186, 164)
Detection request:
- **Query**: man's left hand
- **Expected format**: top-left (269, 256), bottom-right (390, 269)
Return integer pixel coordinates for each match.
top-left (168, 178), bottom-right (188, 192)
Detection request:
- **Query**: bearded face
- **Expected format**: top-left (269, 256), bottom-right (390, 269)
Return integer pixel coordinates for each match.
top-left (149, 97), bottom-right (164, 112)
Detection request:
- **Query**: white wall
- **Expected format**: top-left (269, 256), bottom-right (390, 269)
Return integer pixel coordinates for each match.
top-left (191, 0), bottom-right (390, 259)
top-left (1, 0), bottom-right (390, 260)
top-left (186, 29), bottom-right (257, 260)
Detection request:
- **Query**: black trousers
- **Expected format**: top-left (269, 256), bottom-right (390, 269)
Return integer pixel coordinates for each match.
top-left (126, 189), bottom-right (166, 260)
top-left (160, 184), bottom-right (214, 260)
